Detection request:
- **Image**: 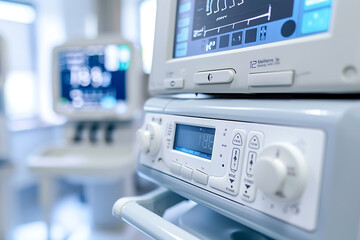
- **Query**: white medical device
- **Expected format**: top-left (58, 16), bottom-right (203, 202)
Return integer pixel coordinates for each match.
top-left (52, 36), bottom-right (143, 121)
top-left (135, 97), bottom-right (360, 240)
top-left (150, 0), bottom-right (360, 94)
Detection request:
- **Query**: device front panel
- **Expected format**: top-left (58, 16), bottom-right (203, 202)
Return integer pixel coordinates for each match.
top-left (138, 113), bottom-right (326, 232)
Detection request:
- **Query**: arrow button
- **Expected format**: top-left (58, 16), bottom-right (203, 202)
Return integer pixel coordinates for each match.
top-left (232, 133), bottom-right (243, 146)
top-left (246, 151), bottom-right (257, 177)
top-left (230, 148), bottom-right (240, 172)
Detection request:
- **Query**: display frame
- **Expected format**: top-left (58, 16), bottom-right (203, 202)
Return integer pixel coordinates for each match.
top-left (52, 36), bottom-right (143, 121)
top-left (149, 0), bottom-right (360, 95)
top-left (173, 123), bottom-right (216, 160)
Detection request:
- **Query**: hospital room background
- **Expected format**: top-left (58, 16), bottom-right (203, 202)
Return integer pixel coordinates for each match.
top-left (0, 0), bottom-right (157, 239)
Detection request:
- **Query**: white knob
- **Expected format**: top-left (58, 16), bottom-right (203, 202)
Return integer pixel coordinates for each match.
top-left (254, 157), bottom-right (287, 197)
top-left (137, 122), bottom-right (162, 156)
top-left (136, 129), bottom-right (150, 152)
top-left (254, 143), bottom-right (307, 201)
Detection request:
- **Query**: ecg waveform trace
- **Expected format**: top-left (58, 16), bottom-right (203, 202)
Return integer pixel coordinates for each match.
top-left (206, 0), bottom-right (245, 16)
top-left (204, 4), bottom-right (272, 37)
top-left (191, 0), bottom-right (294, 40)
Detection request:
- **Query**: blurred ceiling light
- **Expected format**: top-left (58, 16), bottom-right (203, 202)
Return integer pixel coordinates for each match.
top-left (0, 1), bottom-right (36, 24)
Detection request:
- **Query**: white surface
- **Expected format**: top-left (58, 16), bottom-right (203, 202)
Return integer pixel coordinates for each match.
top-left (139, 113), bottom-right (325, 231)
top-left (28, 144), bottom-right (136, 177)
top-left (248, 71), bottom-right (294, 87)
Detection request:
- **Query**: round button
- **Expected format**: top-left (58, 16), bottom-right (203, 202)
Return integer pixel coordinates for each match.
top-left (254, 143), bottom-right (307, 201)
top-left (281, 20), bottom-right (296, 38)
top-left (343, 66), bottom-right (357, 82)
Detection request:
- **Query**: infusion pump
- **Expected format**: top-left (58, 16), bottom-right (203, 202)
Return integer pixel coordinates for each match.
top-left (136, 98), bottom-right (360, 240)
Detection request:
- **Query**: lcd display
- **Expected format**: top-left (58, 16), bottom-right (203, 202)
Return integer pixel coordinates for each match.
top-left (173, 124), bottom-right (215, 160)
top-left (174, 0), bottom-right (332, 58)
top-left (57, 45), bottom-right (131, 113)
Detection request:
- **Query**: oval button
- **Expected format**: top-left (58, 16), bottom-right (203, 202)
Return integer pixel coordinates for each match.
top-left (194, 69), bottom-right (235, 85)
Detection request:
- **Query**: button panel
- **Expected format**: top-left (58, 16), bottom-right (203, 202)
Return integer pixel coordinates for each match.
top-left (240, 131), bottom-right (264, 202)
top-left (194, 69), bottom-right (235, 85)
top-left (209, 129), bottom-right (246, 196)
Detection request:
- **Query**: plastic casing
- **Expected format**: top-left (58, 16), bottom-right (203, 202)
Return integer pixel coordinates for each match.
top-left (149, 0), bottom-right (360, 95)
top-left (52, 36), bottom-right (144, 121)
top-left (138, 97), bottom-right (360, 240)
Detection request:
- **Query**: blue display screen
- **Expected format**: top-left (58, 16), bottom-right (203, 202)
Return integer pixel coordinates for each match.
top-left (58, 45), bottom-right (131, 112)
top-left (174, 0), bottom-right (333, 58)
top-left (173, 124), bottom-right (215, 160)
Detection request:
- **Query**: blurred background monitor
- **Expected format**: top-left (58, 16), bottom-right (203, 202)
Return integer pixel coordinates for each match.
top-left (52, 37), bottom-right (143, 121)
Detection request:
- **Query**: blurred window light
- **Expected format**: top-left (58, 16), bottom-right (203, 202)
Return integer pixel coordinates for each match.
top-left (140, 0), bottom-right (157, 74)
top-left (0, 1), bottom-right (38, 120)
top-left (0, 1), bottom-right (36, 24)
top-left (4, 71), bottom-right (37, 119)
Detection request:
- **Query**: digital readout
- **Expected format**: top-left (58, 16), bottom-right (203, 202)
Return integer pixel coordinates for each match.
top-left (173, 124), bottom-right (215, 160)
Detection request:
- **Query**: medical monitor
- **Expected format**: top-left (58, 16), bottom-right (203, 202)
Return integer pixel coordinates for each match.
top-left (52, 37), bottom-right (143, 121)
top-left (150, 0), bottom-right (360, 94)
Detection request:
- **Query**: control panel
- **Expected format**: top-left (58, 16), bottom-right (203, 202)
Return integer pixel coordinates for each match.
top-left (138, 113), bottom-right (325, 231)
